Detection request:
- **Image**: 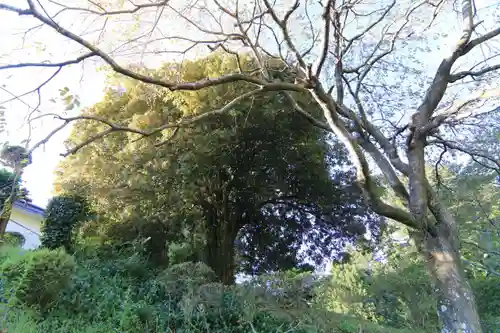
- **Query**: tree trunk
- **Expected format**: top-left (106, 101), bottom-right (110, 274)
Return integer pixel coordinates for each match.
top-left (201, 200), bottom-right (238, 285)
top-left (421, 224), bottom-right (483, 333)
top-left (206, 220), bottom-right (237, 285)
top-left (0, 197), bottom-right (12, 235)
top-left (0, 167), bottom-right (22, 237)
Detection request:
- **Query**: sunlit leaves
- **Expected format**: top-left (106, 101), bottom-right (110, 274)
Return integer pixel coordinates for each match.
top-left (55, 54), bottom-right (375, 276)
top-left (54, 87), bottom-right (81, 112)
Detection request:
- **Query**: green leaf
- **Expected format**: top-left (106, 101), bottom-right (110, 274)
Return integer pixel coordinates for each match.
top-left (59, 87), bottom-right (70, 96)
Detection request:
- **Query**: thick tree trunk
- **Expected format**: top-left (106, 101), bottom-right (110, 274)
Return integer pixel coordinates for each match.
top-left (201, 200), bottom-right (238, 285)
top-left (421, 225), bottom-right (483, 333)
top-left (206, 221), bottom-right (237, 285)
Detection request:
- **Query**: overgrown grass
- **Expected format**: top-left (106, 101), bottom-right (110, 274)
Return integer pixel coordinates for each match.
top-left (0, 244), bottom-right (425, 333)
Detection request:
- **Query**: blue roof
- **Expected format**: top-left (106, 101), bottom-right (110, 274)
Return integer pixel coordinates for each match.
top-left (13, 200), bottom-right (45, 216)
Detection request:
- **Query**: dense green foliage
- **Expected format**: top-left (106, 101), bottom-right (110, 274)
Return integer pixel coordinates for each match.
top-left (40, 195), bottom-right (90, 251)
top-left (0, 167), bottom-right (31, 240)
top-left (316, 241), bottom-right (500, 332)
top-left (0, 168), bottom-right (29, 206)
top-left (0, 248), bottom-right (75, 311)
top-left (0, 160), bottom-right (497, 332)
top-left (0, 244), bottom-right (422, 333)
top-left (0, 145), bottom-right (31, 169)
top-left (1, 224), bottom-right (497, 333)
top-left (55, 54), bottom-right (379, 283)
top-left (2, 232), bottom-right (26, 247)
top-left (438, 167), bottom-right (500, 278)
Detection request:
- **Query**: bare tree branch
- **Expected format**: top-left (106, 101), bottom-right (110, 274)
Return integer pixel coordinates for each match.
top-left (313, 85), bottom-right (418, 229)
top-left (461, 26), bottom-right (500, 55)
top-left (28, 120), bottom-right (70, 154)
top-left (426, 88), bottom-right (500, 129)
top-left (342, 0), bottom-right (396, 61)
top-left (4, 1), bottom-right (305, 94)
top-left (0, 67), bottom-right (61, 107)
top-left (314, 0), bottom-right (334, 78)
top-left (449, 63), bottom-right (500, 82)
top-left (341, 79), bottom-right (410, 175)
top-left (0, 3), bottom-right (31, 15)
top-left (262, 0), bottom-right (307, 70)
top-left (427, 138), bottom-right (500, 173)
top-left (46, 0), bottom-right (171, 16)
top-left (61, 128), bottom-right (114, 157)
top-left (359, 139), bottom-right (410, 201)
top-left (456, 0), bottom-right (474, 49)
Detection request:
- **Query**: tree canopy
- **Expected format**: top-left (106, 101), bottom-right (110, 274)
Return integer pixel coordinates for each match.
top-left (55, 54), bottom-right (379, 283)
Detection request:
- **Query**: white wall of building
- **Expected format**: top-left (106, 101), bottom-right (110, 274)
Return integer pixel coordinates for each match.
top-left (5, 201), bottom-right (44, 250)
top-left (5, 220), bottom-right (41, 249)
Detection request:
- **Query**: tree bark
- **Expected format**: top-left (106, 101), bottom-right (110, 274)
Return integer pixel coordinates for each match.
top-left (420, 222), bottom-right (483, 333)
top-left (0, 167), bottom-right (22, 236)
top-left (206, 219), bottom-right (238, 285)
top-left (201, 200), bottom-right (238, 285)
top-left (0, 197), bottom-right (12, 235)
top-left (312, 84), bottom-right (484, 331)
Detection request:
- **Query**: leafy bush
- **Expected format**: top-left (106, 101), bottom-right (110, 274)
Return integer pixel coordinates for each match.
top-left (0, 311), bottom-right (38, 333)
top-left (249, 269), bottom-right (319, 310)
top-left (0, 248), bottom-right (75, 310)
top-left (0, 245), bottom-right (23, 264)
top-left (74, 241), bottom-right (152, 280)
top-left (471, 276), bottom-right (500, 332)
top-left (167, 241), bottom-right (201, 265)
top-left (2, 232), bottom-right (26, 247)
top-left (40, 195), bottom-right (90, 251)
top-left (176, 281), bottom-right (422, 333)
top-left (157, 261), bottom-right (217, 302)
top-left (0, 243), bottom-right (424, 333)
top-left (315, 250), bottom-right (439, 331)
top-left (101, 215), bottom-right (173, 266)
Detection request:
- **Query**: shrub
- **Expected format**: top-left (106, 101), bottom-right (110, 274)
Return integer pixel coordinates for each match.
top-left (102, 216), bottom-right (172, 265)
top-left (73, 240), bottom-right (153, 280)
top-left (0, 242), bottom-right (425, 333)
top-left (0, 245), bottom-right (24, 264)
top-left (0, 232), bottom-right (26, 248)
top-left (167, 241), bottom-right (200, 265)
top-left (0, 248), bottom-right (76, 310)
top-left (1, 311), bottom-right (38, 333)
top-left (157, 262), bottom-right (217, 302)
top-left (250, 269), bottom-right (318, 310)
top-left (471, 275), bottom-right (500, 332)
top-left (40, 195), bottom-right (90, 251)
top-left (49, 241), bottom-right (157, 327)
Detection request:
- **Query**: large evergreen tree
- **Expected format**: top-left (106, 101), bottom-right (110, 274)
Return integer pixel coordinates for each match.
top-left (55, 55), bottom-right (379, 283)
